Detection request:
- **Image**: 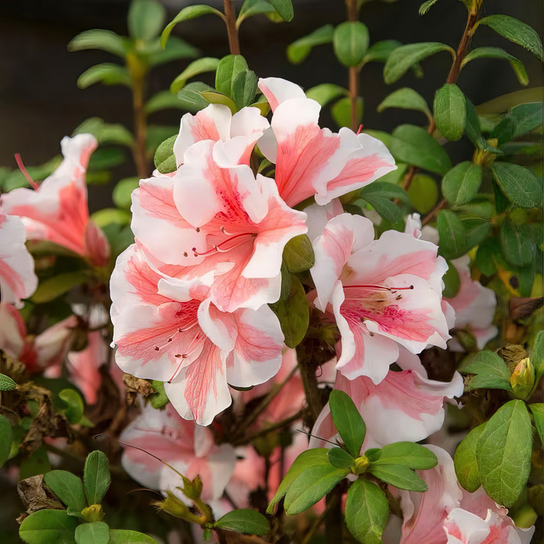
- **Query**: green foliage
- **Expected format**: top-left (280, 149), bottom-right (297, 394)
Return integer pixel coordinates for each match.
top-left (283, 235), bottom-right (315, 274)
top-left (332, 96), bottom-right (363, 128)
top-left (442, 162), bottom-right (482, 206)
top-left (357, 182), bottom-right (410, 223)
top-left (44, 471), bottom-right (87, 512)
top-left (491, 162), bottom-right (542, 209)
top-left (333, 22), bottom-right (369, 67)
top-left (367, 464), bottom-right (428, 492)
top-left (442, 262), bottom-right (461, 298)
top-left (372, 442), bottom-right (438, 470)
top-left (329, 390), bottom-right (366, 458)
top-left (434, 84), bottom-right (466, 141)
top-left (462, 350), bottom-right (512, 391)
top-left (176, 82), bottom-right (214, 113)
top-left (476, 400), bottom-right (533, 507)
top-left (287, 25), bottom-right (334, 64)
top-left (437, 210), bottom-right (467, 260)
top-left (77, 64), bottom-right (132, 89)
top-left (0, 373), bottom-right (17, 391)
top-left (112, 178), bottom-right (139, 209)
top-left (170, 57), bottom-right (220, 93)
top-left (128, 0), bottom-right (165, 41)
top-left (418, 0), bottom-right (440, 16)
top-left (306, 84), bottom-right (347, 107)
top-left (84, 451), bottom-right (111, 506)
top-left (68, 30), bottom-right (127, 58)
top-left (214, 509), bottom-right (270, 535)
top-left (0, 415), bottom-right (13, 469)
top-left (20, 510), bottom-right (78, 544)
top-left (75, 522), bottom-right (110, 544)
top-left (378, 88), bottom-right (431, 119)
top-left (149, 380), bottom-right (169, 409)
top-left (32, 272), bottom-right (89, 304)
top-left (265, 0), bottom-right (294, 22)
top-left (454, 423), bottom-right (486, 492)
top-left (108, 530), bottom-right (159, 543)
top-left (500, 221), bottom-right (535, 268)
top-left (491, 102), bottom-right (543, 145)
top-left (462, 47), bottom-right (529, 87)
top-left (408, 174), bottom-right (438, 213)
top-left (328, 447), bottom-right (355, 468)
top-left (529, 404), bottom-right (544, 445)
top-left (58, 389), bottom-right (85, 425)
top-left (153, 135), bottom-right (177, 174)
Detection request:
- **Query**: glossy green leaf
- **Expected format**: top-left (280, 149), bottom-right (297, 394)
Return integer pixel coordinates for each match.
top-left (442, 261), bottom-right (461, 298)
top-left (462, 47), bottom-right (529, 87)
top-left (454, 423), bottom-right (486, 492)
top-left (463, 350), bottom-right (512, 391)
top-left (149, 380), bottom-right (169, 409)
top-left (170, 57), bottom-right (219, 93)
top-left (128, 0), bottom-right (165, 41)
top-left (74, 118), bottom-right (134, 147)
top-left (215, 55), bottom-right (249, 99)
top-left (464, 97), bottom-right (485, 149)
top-left (153, 135), bottom-right (177, 174)
top-left (266, 0), bottom-right (294, 21)
top-left (333, 22), bottom-right (369, 67)
top-left (331, 96), bottom-right (363, 129)
top-left (362, 40), bottom-right (401, 64)
top-left (328, 447), bottom-right (355, 468)
top-left (161, 5), bottom-right (224, 48)
top-left (232, 68), bottom-right (258, 110)
top-left (283, 235), bottom-right (315, 274)
top-left (287, 25), bottom-right (334, 64)
top-left (112, 178), bottom-right (139, 210)
top-left (491, 103), bottom-right (543, 146)
top-left (267, 448), bottom-right (330, 512)
top-left (0, 415), bottom-right (13, 469)
top-left (176, 82), bottom-right (214, 113)
top-left (68, 30), bottom-right (126, 58)
top-left (500, 221), bottom-right (534, 268)
top-left (306, 84), bottom-right (347, 107)
top-left (476, 400), bottom-right (533, 507)
top-left (358, 195), bottom-right (403, 223)
top-left (391, 125), bottom-right (451, 175)
top-left (384, 42), bottom-right (454, 84)
top-left (408, 174), bottom-right (439, 213)
top-left (491, 162), bottom-right (542, 209)
top-left (372, 442), bottom-right (438, 470)
top-left (32, 272), bottom-right (88, 303)
top-left (442, 162), bottom-right (482, 206)
top-left (84, 451), bottom-right (111, 506)
top-left (20, 510), bottom-right (78, 544)
top-left (533, 330), bottom-right (544, 381)
top-left (237, 0), bottom-right (277, 25)
top-left (108, 530), bottom-right (159, 544)
top-left (419, 0), bottom-right (440, 16)
top-left (359, 182), bottom-right (411, 205)
top-left (19, 447), bottom-right (52, 480)
top-left (145, 91), bottom-right (186, 114)
top-left (269, 276), bottom-right (309, 348)
top-left (529, 404), bottom-right (543, 445)
top-left (58, 389), bottom-right (85, 424)
top-left (0, 373), bottom-right (17, 391)
top-left (215, 509), bottom-right (270, 535)
top-left (437, 210), bottom-right (467, 260)
top-left (368, 464), bottom-right (427, 491)
top-left (77, 64), bottom-right (131, 89)
top-left (345, 479), bottom-right (388, 544)
top-left (75, 522), bottom-right (110, 544)
top-left (199, 91), bottom-right (237, 113)
top-left (477, 14), bottom-right (543, 62)
top-left (284, 464), bottom-right (349, 515)
top-left (434, 83), bottom-right (466, 141)
top-left (44, 471), bottom-right (86, 512)
top-left (144, 37), bottom-right (199, 67)
top-left (377, 88), bottom-right (430, 118)
top-left (329, 390), bottom-right (366, 458)
top-left (91, 209), bottom-right (131, 228)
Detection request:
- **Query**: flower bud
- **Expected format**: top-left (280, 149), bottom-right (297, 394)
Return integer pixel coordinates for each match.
top-left (351, 455), bottom-right (370, 475)
top-left (510, 357), bottom-right (535, 400)
top-left (82, 504), bottom-right (105, 522)
top-left (153, 490), bottom-right (193, 520)
top-left (180, 475), bottom-right (202, 500)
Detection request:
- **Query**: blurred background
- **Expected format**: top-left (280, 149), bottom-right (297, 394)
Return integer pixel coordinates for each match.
top-left (0, 0), bottom-right (542, 207)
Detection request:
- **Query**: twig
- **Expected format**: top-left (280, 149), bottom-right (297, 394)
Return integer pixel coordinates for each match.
top-left (223, 0), bottom-right (241, 55)
top-left (421, 198), bottom-right (446, 226)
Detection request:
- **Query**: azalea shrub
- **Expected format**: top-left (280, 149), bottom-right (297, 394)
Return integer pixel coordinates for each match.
top-left (0, 0), bottom-right (543, 543)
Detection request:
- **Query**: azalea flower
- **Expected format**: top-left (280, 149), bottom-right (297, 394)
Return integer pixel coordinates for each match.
top-left (311, 213), bottom-right (450, 383)
top-left (1, 134), bottom-right (110, 266)
top-left (131, 139), bottom-right (308, 312)
top-left (257, 77), bottom-right (397, 207)
top-left (311, 350), bottom-right (463, 450)
top-left (110, 245), bottom-right (284, 425)
top-left (0, 211), bottom-right (37, 307)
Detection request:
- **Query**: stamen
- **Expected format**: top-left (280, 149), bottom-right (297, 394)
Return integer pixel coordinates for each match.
top-left (152, 324), bottom-right (197, 352)
top-left (344, 283), bottom-right (414, 292)
top-left (167, 333), bottom-right (201, 383)
top-left (192, 232), bottom-right (256, 257)
top-left (356, 124), bottom-right (364, 135)
top-left (14, 153), bottom-right (39, 190)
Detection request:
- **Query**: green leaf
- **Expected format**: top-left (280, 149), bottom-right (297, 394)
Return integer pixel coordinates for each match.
top-left (77, 64), bottom-right (131, 89)
top-left (533, 331), bottom-right (544, 381)
top-left (454, 423), bottom-right (486, 492)
top-left (408, 174), bottom-right (438, 213)
top-left (58, 389), bottom-right (85, 424)
top-left (20, 510), bottom-right (78, 544)
top-left (442, 261), bottom-right (461, 298)
top-left (284, 464), bottom-right (349, 515)
top-left (215, 55), bottom-right (249, 100)
top-left (384, 42), bottom-right (454, 84)
top-left (237, 0), bottom-right (277, 25)
top-left (75, 522), bottom-right (110, 544)
top-left (491, 103), bottom-right (543, 146)
top-left (267, 448), bottom-right (330, 512)
top-left (476, 400), bottom-right (533, 507)
top-left (0, 373), bottom-right (17, 391)
top-left (306, 84), bottom-right (347, 107)
top-left (283, 235), bottom-right (315, 274)
top-left (91, 209), bottom-right (131, 228)
top-left (328, 447), bottom-right (355, 468)
top-left (442, 162), bottom-right (483, 206)
top-left (0, 415), bottom-right (13, 469)
top-left (437, 210), bottom-right (467, 260)
top-left (214, 509), bottom-right (270, 535)
top-left (329, 390), bottom-right (366, 458)
top-left (357, 195), bottom-right (403, 223)
top-left (500, 221), bottom-right (534, 268)
top-left (128, 0), bottom-right (165, 41)
top-left (177, 82), bottom-right (214, 113)
top-left (265, 0), bottom-right (294, 21)
top-left (68, 30), bottom-right (126, 58)
top-left (477, 15), bottom-right (543, 62)
top-left (84, 451), bottom-right (111, 505)
top-left (463, 350), bottom-right (512, 391)
top-left (390, 124), bottom-right (451, 175)
top-left (145, 91), bottom-right (187, 114)
top-left (144, 37), bottom-right (199, 67)
top-left (529, 404), bottom-right (544, 445)
top-left (359, 182), bottom-right (411, 205)
top-left (377, 88), bottom-right (430, 118)
top-left (149, 381), bottom-right (169, 409)
top-left (434, 83), bottom-right (466, 141)
top-left (269, 276), bottom-right (309, 349)
top-left (32, 272), bottom-right (88, 303)
top-left (333, 22), bottom-right (369, 67)
top-left (372, 442), bottom-right (438, 469)
top-left (73, 118), bottom-right (134, 147)
top-left (345, 479), bottom-right (388, 544)
top-left (464, 97), bottom-right (485, 149)
top-left (199, 90), bottom-right (237, 113)
top-left (153, 135), bottom-right (177, 174)
top-left (108, 530), bottom-right (159, 544)
top-left (170, 57), bottom-right (220, 93)
top-left (462, 47), bottom-right (529, 87)
top-left (491, 162), bottom-right (542, 209)
top-left (232, 69), bottom-right (258, 110)
top-left (368, 464), bottom-right (428, 492)
top-left (161, 5), bottom-right (224, 48)
top-left (112, 178), bottom-right (139, 210)
top-left (362, 40), bottom-right (401, 64)
top-left (44, 471), bottom-right (86, 512)
top-left (419, 0), bottom-right (440, 16)
top-left (287, 25), bottom-right (334, 64)
top-left (19, 447), bottom-right (52, 480)
top-left (332, 96), bottom-right (363, 129)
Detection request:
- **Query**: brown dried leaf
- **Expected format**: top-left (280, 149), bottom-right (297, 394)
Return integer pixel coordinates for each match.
top-left (509, 297), bottom-right (544, 321)
top-left (123, 374), bottom-right (156, 397)
top-left (17, 475), bottom-right (64, 517)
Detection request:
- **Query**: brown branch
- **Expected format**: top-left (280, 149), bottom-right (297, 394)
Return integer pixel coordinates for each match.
top-left (421, 198), bottom-right (446, 226)
top-left (223, 0), bottom-right (241, 55)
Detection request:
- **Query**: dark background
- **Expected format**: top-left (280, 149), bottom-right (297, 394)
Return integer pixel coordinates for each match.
top-left (0, 0), bottom-right (542, 209)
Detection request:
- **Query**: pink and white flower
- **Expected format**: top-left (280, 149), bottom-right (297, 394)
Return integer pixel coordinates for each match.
top-left (131, 140), bottom-right (307, 312)
top-left (1, 134), bottom-right (110, 266)
top-left (0, 212), bottom-right (37, 307)
top-left (257, 77), bottom-right (396, 207)
top-left (311, 213), bottom-right (450, 383)
top-left (110, 245), bottom-right (284, 425)
top-left (311, 351), bottom-right (463, 450)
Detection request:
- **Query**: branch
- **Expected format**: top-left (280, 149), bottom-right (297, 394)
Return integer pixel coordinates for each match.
top-left (223, 0), bottom-right (241, 55)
